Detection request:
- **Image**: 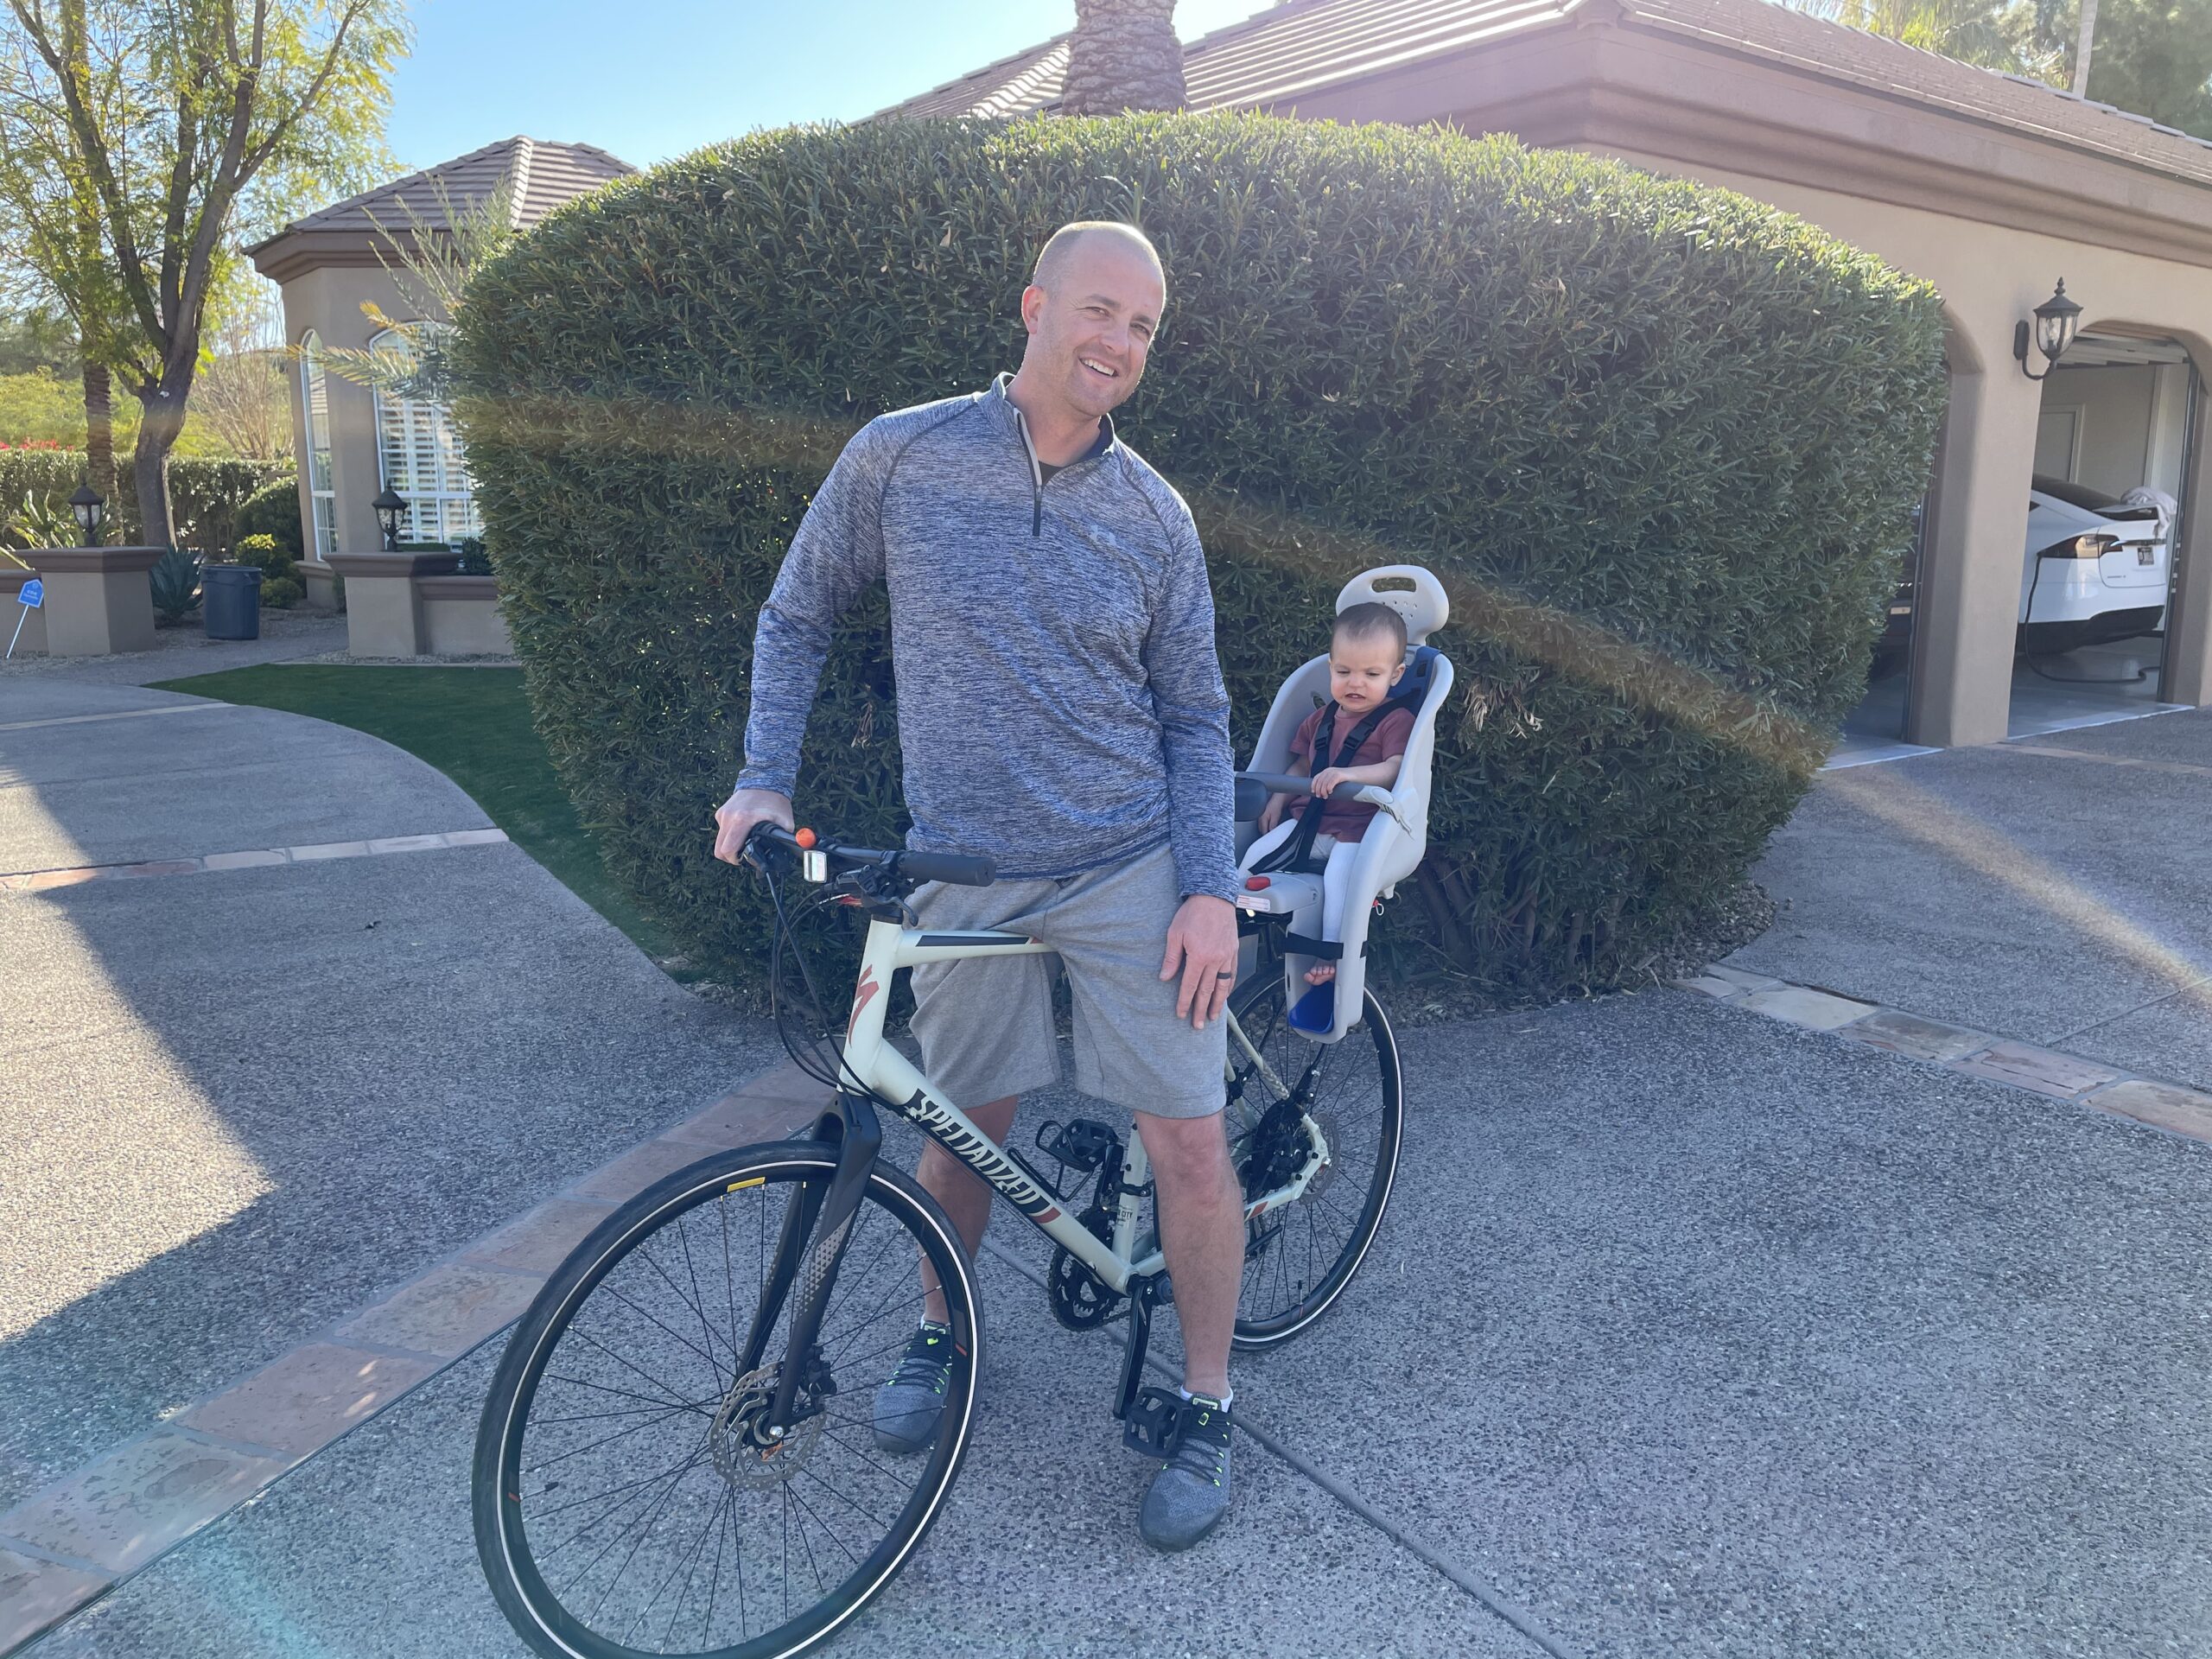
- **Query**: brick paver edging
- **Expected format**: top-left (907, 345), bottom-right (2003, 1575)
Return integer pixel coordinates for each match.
top-left (1678, 965), bottom-right (2212, 1143)
top-left (0, 828), bottom-right (512, 890)
top-left (0, 1062), bottom-right (833, 1653)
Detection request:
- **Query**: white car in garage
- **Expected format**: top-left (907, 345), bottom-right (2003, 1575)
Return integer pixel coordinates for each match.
top-left (2019, 476), bottom-right (2171, 653)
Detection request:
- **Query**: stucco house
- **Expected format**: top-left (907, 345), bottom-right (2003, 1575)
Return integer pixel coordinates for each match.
top-left (247, 137), bottom-right (634, 625)
top-left (882, 0), bottom-right (2212, 755)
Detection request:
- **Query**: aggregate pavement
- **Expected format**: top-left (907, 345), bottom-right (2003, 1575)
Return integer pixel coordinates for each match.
top-left (1728, 707), bottom-right (2212, 1090)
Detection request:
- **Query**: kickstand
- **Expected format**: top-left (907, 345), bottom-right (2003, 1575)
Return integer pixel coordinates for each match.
top-left (1115, 1275), bottom-right (1182, 1457)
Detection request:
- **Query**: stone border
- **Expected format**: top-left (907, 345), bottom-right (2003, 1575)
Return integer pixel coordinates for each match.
top-left (0, 1061), bottom-right (832, 1652)
top-left (0, 828), bottom-right (510, 891)
top-left (1678, 965), bottom-right (2212, 1142)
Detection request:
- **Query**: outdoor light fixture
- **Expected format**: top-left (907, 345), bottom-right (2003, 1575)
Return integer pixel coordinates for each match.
top-left (372, 487), bottom-right (407, 550)
top-left (68, 484), bottom-right (104, 544)
top-left (2015, 279), bottom-right (2083, 381)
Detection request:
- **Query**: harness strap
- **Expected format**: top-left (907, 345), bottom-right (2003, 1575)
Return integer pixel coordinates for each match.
top-left (1251, 697), bottom-right (1397, 875)
top-left (1285, 931), bottom-right (1361, 961)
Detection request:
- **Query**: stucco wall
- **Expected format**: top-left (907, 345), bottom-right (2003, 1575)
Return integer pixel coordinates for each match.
top-left (1567, 144), bottom-right (2212, 741)
top-left (276, 266), bottom-right (454, 562)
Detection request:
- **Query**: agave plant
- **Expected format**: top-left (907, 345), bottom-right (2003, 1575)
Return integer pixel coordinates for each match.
top-left (149, 546), bottom-right (204, 624)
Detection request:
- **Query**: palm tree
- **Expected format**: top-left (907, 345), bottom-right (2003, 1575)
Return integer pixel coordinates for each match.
top-left (1792, 0), bottom-right (2024, 73)
top-left (1060, 0), bottom-right (1185, 115)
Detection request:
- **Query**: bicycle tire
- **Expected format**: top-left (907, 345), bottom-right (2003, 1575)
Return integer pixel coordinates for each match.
top-left (1225, 972), bottom-right (1405, 1347)
top-left (474, 1141), bottom-right (982, 1659)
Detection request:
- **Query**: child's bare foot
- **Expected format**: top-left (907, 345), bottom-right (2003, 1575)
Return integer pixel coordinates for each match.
top-left (1304, 963), bottom-right (1336, 986)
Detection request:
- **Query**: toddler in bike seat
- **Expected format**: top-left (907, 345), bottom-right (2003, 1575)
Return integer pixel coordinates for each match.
top-left (1239, 601), bottom-right (1416, 997)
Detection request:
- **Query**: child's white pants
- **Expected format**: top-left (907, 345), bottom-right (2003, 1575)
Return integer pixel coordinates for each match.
top-left (1239, 820), bottom-right (1362, 960)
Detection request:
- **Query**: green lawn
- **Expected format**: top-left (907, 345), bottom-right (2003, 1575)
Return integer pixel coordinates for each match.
top-left (149, 664), bottom-right (686, 970)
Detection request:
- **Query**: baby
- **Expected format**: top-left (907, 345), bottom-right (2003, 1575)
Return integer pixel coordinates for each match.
top-left (1243, 601), bottom-right (1414, 988)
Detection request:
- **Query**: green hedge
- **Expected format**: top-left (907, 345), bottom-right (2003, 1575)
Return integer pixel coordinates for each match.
top-left (455, 113), bottom-right (1946, 996)
top-left (232, 476), bottom-right (307, 563)
top-left (0, 448), bottom-right (288, 551)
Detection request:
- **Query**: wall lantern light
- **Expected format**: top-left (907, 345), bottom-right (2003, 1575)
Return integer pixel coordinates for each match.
top-left (68, 484), bottom-right (105, 544)
top-left (2015, 280), bottom-right (2082, 381)
top-left (372, 487), bottom-right (408, 550)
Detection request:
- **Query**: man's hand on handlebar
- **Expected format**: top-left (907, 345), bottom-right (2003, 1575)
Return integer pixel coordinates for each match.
top-left (713, 787), bottom-right (794, 866)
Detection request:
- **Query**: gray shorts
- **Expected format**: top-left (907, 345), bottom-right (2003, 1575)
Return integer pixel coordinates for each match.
top-left (907, 841), bottom-right (1228, 1119)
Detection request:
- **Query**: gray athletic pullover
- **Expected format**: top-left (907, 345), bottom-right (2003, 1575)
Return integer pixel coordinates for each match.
top-left (736, 374), bottom-right (1240, 901)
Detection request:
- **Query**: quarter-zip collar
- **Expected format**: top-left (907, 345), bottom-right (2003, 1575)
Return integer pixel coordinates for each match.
top-left (988, 372), bottom-right (1117, 537)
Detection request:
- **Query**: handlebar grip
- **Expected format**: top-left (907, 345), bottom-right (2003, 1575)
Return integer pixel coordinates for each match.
top-left (902, 849), bottom-right (1000, 889)
top-left (897, 849), bottom-right (996, 887)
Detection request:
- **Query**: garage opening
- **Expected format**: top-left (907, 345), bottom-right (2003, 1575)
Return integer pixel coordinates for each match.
top-left (1831, 486), bottom-right (1933, 767)
top-left (2011, 331), bottom-right (2199, 737)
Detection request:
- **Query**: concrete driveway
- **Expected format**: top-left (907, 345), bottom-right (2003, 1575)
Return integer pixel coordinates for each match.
top-left (0, 667), bottom-right (780, 1579)
top-left (27, 989), bottom-right (2212, 1659)
top-left (1731, 707), bottom-right (2212, 1090)
top-left (13, 677), bottom-right (2212, 1657)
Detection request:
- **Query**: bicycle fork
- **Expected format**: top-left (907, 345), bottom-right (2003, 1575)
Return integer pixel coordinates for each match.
top-left (734, 1092), bottom-right (884, 1436)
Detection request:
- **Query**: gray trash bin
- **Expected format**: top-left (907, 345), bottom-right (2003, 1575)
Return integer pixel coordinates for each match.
top-left (202, 563), bottom-right (263, 640)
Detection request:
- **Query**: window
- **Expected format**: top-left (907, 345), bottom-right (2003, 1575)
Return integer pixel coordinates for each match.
top-left (371, 324), bottom-right (482, 543)
top-left (300, 331), bottom-right (335, 557)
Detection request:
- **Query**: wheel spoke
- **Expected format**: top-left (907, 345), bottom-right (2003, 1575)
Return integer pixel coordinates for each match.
top-left (484, 1155), bottom-right (974, 1656)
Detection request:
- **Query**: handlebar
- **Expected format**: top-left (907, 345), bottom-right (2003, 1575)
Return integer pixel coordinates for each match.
top-left (744, 823), bottom-right (996, 889)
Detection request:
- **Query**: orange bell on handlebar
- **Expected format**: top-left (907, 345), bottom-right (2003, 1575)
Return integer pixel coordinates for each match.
top-left (794, 827), bottom-right (817, 849)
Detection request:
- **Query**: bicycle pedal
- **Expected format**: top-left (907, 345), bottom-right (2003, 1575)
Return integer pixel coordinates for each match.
top-left (1037, 1117), bottom-right (1118, 1174)
top-left (1122, 1385), bottom-right (1184, 1458)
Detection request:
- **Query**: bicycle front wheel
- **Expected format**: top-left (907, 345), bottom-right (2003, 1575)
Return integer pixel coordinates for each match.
top-left (474, 1142), bottom-right (981, 1659)
top-left (1225, 969), bottom-right (1405, 1348)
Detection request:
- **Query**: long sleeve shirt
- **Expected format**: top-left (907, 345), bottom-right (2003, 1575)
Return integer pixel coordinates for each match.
top-left (736, 374), bottom-right (1240, 903)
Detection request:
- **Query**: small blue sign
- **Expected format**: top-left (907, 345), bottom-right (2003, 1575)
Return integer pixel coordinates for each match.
top-left (18, 577), bottom-right (41, 608)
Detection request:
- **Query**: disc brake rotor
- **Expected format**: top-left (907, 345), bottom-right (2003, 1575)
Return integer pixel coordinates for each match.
top-left (709, 1365), bottom-right (825, 1490)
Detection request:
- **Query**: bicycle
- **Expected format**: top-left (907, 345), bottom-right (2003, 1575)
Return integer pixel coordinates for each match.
top-left (474, 812), bottom-right (1407, 1659)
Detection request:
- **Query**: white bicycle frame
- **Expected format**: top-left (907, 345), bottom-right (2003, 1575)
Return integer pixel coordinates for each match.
top-left (829, 903), bottom-right (1332, 1294)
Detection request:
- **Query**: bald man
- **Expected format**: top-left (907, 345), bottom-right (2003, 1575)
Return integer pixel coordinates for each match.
top-left (714, 221), bottom-right (1245, 1550)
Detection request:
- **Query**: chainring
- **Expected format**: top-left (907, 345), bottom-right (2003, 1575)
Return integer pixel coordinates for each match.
top-left (1047, 1205), bottom-right (1125, 1331)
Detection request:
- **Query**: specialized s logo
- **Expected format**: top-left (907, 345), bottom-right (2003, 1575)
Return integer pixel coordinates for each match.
top-left (896, 1092), bottom-right (1061, 1223)
top-left (848, 966), bottom-right (881, 1040)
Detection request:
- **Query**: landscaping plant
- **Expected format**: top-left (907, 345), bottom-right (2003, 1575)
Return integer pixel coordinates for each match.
top-left (149, 546), bottom-right (203, 623)
top-left (454, 113), bottom-right (1948, 998)
top-left (232, 533), bottom-right (302, 607)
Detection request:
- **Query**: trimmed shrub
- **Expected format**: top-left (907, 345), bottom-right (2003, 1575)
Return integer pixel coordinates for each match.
top-left (455, 113), bottom-right (1946, 997)
top-left (0, 448), bottom-right (288, 550)
top-left (232, 475), bottom-right (308, 563)
top-left (233, 532), bottom-right (301, 606)
top-left (149, 458), bottom-right (293, 556)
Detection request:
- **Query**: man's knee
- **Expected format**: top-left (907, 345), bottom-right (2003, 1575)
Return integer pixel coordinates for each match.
top-left (1137, 1111), bottom-right (1234, 1192)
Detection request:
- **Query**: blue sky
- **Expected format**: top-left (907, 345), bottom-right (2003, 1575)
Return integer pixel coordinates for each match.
top-left (385, 1), bottom-right (1274, 173)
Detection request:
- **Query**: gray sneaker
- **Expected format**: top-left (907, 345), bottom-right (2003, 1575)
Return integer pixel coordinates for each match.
top-left (1138, 1393), bottom-right (1234, 1551)
top-left (873, 1321), bottom-right (954, 1454)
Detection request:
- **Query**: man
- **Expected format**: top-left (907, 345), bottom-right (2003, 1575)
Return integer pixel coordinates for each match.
top-left (712, 221), bottom-right (1246, 1551)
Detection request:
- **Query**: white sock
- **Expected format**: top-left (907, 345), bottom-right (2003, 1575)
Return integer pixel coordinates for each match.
top-left (1179, 1384), bottom-right (1232, 1408)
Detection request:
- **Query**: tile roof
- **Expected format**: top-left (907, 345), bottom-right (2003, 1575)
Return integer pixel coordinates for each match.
top-left (258, 136), bottom-right (635, 243)
top-left (872, 0), bottom-right (2212, 188)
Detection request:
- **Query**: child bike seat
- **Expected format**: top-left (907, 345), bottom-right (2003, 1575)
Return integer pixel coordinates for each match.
top-left (1232, 565), bottom-right (1455, 1043)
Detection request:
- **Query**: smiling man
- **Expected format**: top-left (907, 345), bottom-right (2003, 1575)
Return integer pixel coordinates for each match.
top-left (712, 221), bottom-right (1247, 1550)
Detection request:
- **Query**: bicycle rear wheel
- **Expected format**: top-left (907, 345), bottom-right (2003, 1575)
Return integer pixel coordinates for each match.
top-left (474, 1142), bottom-right (980, 1659)
top-left (1225, 968), bottom-right (1405, 1347)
